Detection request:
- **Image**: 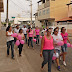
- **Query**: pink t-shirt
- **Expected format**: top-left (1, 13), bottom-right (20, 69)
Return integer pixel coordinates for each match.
top-left (28, 30), bottom-right (33, 37)
top-left (35, 29), bottom-right (40, 35)
top-left (43, 35), bottom-right (54, 50)
top-left (61, 32), bottom-right (68, 44)
top-left (18, 33), bottom-right (24, 40)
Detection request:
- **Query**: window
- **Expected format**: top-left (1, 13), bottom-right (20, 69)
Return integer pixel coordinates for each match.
top-left (43, 10), bottom-right (45, 15)
top-left (39, 11), bottom-right (41, 16)
top-left (46, 8), bottom-right (50, 14)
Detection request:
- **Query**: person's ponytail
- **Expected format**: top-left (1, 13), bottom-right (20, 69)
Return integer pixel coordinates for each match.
top-left (6, 26), bottom-right (10, 32)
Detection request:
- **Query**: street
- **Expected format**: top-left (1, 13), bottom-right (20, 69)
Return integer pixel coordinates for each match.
top-left (0, 28), bottom-right (72, 72)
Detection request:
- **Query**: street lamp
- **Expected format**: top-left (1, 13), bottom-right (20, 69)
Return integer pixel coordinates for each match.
top-left (26, 0), bottom-right (32, 28)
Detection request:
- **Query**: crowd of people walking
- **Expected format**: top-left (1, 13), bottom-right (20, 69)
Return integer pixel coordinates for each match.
top-left (6, 25), bottom-right (71, 72)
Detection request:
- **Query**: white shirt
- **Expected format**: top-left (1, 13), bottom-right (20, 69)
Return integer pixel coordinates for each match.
top-left (14, 28), bottom-right (19, 33)
top-left (52, 34), bottom-right (63, 50)
top-left (58, 30), bottom-right (61, 35)
top-left (22, 28), bottom-right (27, 34)
top-left (7, 31), bottom-right (14, 42)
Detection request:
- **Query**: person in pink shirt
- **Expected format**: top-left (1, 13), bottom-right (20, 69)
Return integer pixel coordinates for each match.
top-left (35, 26), bottom-right (40, 45)
top-left (27, 27), bottom-right (34, 49)
top-left (61, 27), bottom-right (71, 66)
top-left (40, 29), bottom-right (55, 72)
top-left (18, 29), bottom-right (25, 56)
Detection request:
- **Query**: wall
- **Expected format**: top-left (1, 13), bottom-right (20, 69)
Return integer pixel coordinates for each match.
top-left (38, 1), bottom-right (50, 20)
top-left (38, 7), bottom-right (50, 20)
top-left (35, 20), bottom-right (41, 27)
top-left (0, 13), bottom-right (1, 30)
top-left (50, 0), bottom-right (71, 21)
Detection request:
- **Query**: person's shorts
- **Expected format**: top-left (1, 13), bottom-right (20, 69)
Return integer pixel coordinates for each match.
top-left (61, 44), bottom-right (67, 53)
top-left (53, 49), bottom-right (60, 58)
top-left (55, 49), bottom-right (60, 55)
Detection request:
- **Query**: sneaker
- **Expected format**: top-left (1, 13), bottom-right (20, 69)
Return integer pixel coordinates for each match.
top-left (19, 54), bottom-right (22, 57)
top-left (57, 66), bottom-right (61, 71)
top-left (7, 55), bottom-right (9, 57)
top-left (41, 66), bottom-right (44, 71)
top-left (11, 57), bottom-right (15, 60)
top-left (52, 60), bottom-right (55, 64)
top-left (33, 47), bottom-right (34, 50)
top-left (63, 61), bottom-right (66, 66)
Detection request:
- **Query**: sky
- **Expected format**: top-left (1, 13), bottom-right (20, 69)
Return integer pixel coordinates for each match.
top-left (1, 0), bottom-right (39, 22)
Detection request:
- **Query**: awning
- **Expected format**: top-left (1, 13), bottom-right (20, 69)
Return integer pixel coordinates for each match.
top-left (0, 0), bottom-right (4, 12)
top-left (56, 17), bottom-right (72, 22)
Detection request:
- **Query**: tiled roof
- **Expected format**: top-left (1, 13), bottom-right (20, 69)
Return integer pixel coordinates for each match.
top-left (56, 17), bottom-right (72, 22)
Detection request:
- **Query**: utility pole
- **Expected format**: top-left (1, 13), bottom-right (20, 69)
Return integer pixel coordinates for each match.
top-left (26, 0), bottom-right (32, 28)
top-left (6, 0), bottom-right (8, 27)
top-left (30, 0), bottom-right (32, 28)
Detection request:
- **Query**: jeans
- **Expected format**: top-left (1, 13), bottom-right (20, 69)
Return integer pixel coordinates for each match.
top-left (18, 44), bottom-right (23, 55)
top-left (42, 49), bottom-right (54, 72)
top-left (24, 34), bottom-right (27, 43)
top-left (61, 44), bottom-right (67, 52)
top-left (28, 37), bottom-right (33, 47)
top-left (7, 40), bottom-right (14, 58)
top-left (14, 38), bottom-right (17, 43)
top-left (36, 35), bottom-right (39, 44)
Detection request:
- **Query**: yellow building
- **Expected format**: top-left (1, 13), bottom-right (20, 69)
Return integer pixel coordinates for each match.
top-left (37, 0), bottom-right (71, 27)
top-left (0, 0), bottom-right (4, 29)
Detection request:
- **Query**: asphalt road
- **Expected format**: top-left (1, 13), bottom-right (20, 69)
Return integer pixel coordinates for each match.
top-left (0, 27), bottom-right (72, 72)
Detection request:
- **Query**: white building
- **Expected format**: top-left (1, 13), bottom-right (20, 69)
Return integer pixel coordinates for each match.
top-left (14, 17), bottom-right (35, 25)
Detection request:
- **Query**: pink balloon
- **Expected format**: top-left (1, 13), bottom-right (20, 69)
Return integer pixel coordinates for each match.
top-left (67, 43), bottom-right (71, 47)
top-left (15, 40), bottom-right (20, 46)
top-left (33, 39), bottom-right (36, 42)
top-left (18, 35), bottom-right (22, 40)
top-left (20, 40), bottom-right (25, 44)
top-left (52, 56), bottom-right (56, 60)
top-left (11, 33), bottom-right (17, 37)
top-left (40, 36), bottom-right (42, 39)
top-left (57, 41), bottom-right (64, 46)
top-left (71, 44), bottom-right (72, 48)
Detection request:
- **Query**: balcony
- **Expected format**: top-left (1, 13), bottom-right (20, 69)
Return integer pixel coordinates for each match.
top-left (68, 10), bottom-right (72, 18)
top-left (38, 1), bottom-right (50, 10)
top-left (0, 0), bottom-right (4, 12)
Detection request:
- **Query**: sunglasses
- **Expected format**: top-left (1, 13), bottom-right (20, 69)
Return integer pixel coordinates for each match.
top-left (55, 31), bottom-right (58, 32)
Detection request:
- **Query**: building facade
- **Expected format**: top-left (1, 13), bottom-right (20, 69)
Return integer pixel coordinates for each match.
top-left (0, 0), bottom-right (4, 29)
top-left (37, 0), bottom-right (71, 28)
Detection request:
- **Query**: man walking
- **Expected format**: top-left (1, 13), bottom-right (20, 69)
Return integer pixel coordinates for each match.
top-left (22, 25), bottom-right (27, 43)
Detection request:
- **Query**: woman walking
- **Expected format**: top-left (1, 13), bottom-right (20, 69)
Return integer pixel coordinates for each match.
top-left (18, 29), bottom-right (25, 56)
top-left (40, 29), bottom-right (54, 72)
top-left (61, 27), bottom-right (71, 66)
top-left (27, 27), bottom-right (34, 49)
top-left (35, 26), bottom-right (40, 45)
top-left (6, 26), bottom-right (15, 59)
top-left (52, 28), bottom-right (63, 71)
